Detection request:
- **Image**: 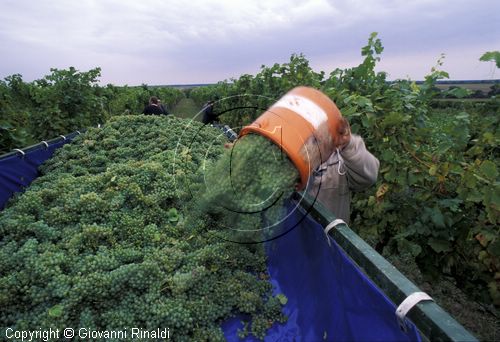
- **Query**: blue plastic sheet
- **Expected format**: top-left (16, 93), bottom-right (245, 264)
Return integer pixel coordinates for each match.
top-left (223, 206), bottom-right (421, 341)
top-left (0, 138), bottom-right (421, 341)
top-left (0, 138), bottom-right (72, 210)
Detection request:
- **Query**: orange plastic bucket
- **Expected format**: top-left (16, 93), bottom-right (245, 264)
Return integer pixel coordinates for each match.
top-left (239, 86), bottom-right (343, 190)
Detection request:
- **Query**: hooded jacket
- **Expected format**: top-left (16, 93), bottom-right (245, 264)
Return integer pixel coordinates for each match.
top-left (307, 134), bottom-right (379, 224)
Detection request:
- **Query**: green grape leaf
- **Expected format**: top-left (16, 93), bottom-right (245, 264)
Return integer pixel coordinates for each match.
top-left (428, 238), bottom-right (452, 253)
top-left (480, 160), bottom-right (498, 179)
top-left (430, 207), bottom-right (446, 228)
top-left (487, 239), bottom-right (500, 257)
top-left (479, 51), bottom-right (500, 68)
top-left (429, 164), bottom-right (438, 176)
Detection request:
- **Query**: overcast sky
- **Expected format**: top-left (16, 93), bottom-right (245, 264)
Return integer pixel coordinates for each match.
top-left (0, 0), bottom-right (499, 85)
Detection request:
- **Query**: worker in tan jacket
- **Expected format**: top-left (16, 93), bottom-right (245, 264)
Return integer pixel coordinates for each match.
top-left (307, 118), bottom-right (379, 224)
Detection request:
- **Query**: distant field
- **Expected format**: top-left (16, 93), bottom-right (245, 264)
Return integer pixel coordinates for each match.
top-left (428, 80), bottom-right (500, 93)
top-left (436, 83), bottom-right (490, 91)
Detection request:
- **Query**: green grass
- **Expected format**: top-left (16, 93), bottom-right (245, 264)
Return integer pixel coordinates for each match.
top-left (171, 98), bottom-right (201, 119)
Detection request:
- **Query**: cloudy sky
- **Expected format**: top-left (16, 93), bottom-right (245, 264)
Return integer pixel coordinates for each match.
top-left (0, 0), bottom-right (499, 85)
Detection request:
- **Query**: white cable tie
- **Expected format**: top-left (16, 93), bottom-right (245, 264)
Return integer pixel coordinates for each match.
top-left (76, 130), bottom-right (81, 135)
top-left (396, 292), bottom-right (434, 332)
top-left (13, 148), bottom-right (25, 157)
top-left (336, 148), bottom-right (346, 175)
top-left (41, 141), bottom-right (49, 149)
top-left (324, 219), bottom-right (346, 246)
top-left (324, 219), bottom-right (346, 235)
top-left (60, 135), bottom-right (67, 141)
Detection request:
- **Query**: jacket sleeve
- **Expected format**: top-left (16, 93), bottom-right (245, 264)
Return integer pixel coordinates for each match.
top-left (340, 134), bottom-right (380, 191)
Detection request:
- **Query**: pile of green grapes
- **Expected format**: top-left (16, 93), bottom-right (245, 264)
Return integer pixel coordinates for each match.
top-left (0, 115), bottom-right (295, 341)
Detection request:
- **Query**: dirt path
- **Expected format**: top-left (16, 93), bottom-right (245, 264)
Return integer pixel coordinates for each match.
top-left (171, 98), bottom-right (201, 120)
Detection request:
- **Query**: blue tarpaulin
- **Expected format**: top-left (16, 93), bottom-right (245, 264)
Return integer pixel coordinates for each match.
top-left (222, 206), bottom-right (421, 341)
top-left (1, 139), bottom-right (421, 341)
top-left (0, 138), bottom-right (75, 210)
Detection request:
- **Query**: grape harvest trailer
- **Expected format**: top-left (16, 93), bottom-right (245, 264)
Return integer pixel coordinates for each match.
top-left (0, 131), bottom-right (477, 341)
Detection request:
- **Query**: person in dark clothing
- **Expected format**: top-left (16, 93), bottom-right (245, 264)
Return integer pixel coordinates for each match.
top-left (158, 99), bottom-right (169, 115)
top-left (142, 96), bottom-right (167, 115)
top-left (201, 100), bottom-right (218, 124)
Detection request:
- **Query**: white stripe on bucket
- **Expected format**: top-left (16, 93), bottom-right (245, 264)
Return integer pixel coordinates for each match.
top-left (271, 94), bottom-right (327, 129)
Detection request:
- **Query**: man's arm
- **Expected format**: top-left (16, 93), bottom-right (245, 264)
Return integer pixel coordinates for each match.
top-left (160, 103), bottom-right (168, 115)
top-left (340, 134), bottom-right (380, 191)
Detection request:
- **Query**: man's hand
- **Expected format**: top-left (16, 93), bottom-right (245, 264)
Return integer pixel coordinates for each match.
top-left (333, 117), bottom-right (351, 150)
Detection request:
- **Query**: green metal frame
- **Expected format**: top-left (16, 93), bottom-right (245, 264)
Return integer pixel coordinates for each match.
top-left (294, 191), bottom-right (478, 342)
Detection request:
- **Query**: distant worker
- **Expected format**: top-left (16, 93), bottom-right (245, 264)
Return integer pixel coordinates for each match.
top-left (201, 100), bottom-right (218, 124)
top-left (158, 99), bottom-right (169, 115)
top-left (142, 96), bottom-right (168, 115)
